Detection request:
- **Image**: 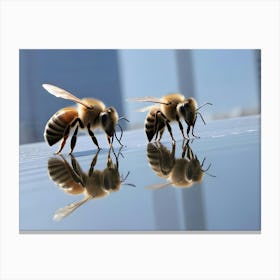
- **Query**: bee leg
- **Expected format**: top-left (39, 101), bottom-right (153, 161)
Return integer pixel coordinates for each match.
top-left (77, 118), bottom-right (84, 129)
top-left (107, 151), bottom-right (113, 168)
top-left (182, 138), bottom-right (190, 151)
top-left (191, 116), bottom-right (200, 138)
top-left (155, 112), bottom-right (166, 142)
top-left (191, 127), bottom-right (200, 138)
top-left (154, 125), bottom-right (160, 142)
top-left (154, 112), bottom-right (160, 141)
top-left (187, 143), bottom-right (194, 160)
top-left (158, 128), bottom-right (165, 142)
top-left (69, 126), bottom-right (79, 154)
top-left (107, 135), bottom-right (113, 148)
top-left (70, 155), bottom-right (82, 176)
top-left (71, 117), bottom-right (83, 128)
top-left (191, 123), bottom-right (200, 138)
top-left (186, 124), bottom-right (191, 138)
top-left (88, 150), bottom-right (100, 177)
top-left (87, 124), bottom-right (101, 150)
top-left (55, 125), bottom-right (70, 154)
top-left (176, 115), bottom-right (187, 139)
top-left (182, 142), bottom-right (187, 158)
top-left (171, 141), bottom-right (176, 157)
top-left (158, 112), bottom-right (175, 143)
top-left (165, 121), bottom-right (175, 143)
top-left (182, 140), bottom-right (192, 158)
top-left (69, 154), bottom-right (85, 185)
top-left (115, 150), bottom-right (119, 169)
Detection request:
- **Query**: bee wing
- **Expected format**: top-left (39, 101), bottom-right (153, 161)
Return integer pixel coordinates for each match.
top-left (136, 105), bottom-right (155, 112)
top-left (53, 196), bottom-right (91, 221)
top-left (42, 84), bottom-right (92, 109)
top-left (146, 179), bottom-right (187, 190)
top-left (127, 97), bottom-right (169, 105)
top-left (145, 182), bottom-right (172, 190)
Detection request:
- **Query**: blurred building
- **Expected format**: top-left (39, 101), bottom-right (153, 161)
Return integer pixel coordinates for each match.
top-left (20, 49), bottom-right (260, 144)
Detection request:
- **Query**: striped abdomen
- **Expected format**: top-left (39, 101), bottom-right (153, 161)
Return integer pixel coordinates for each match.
top-left (146, 143), bottom-right (174, 178)
top-left (145, 107), bottom-right (165, 142)
top-left (44, 107), bottom-right (78, 146)
top-left (48, 157), bottom-right (85, 195)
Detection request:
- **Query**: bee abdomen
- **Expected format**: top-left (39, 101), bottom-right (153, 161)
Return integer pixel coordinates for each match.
top-left (146, 143), bottom-right (162, 173)
top-left (48, 158), bottom-right (71, 185)
top-left (145, 113), bottom-right (156, 142)
top-left (145, 109), bottom-right (166, 142)
top-left (44, 107), bottom-right (78, 146)
top-left (48, 157), bottom-right (84, 194)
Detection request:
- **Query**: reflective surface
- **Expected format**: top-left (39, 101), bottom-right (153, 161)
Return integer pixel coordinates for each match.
top-left (19, 116), bottom-right (260, 232)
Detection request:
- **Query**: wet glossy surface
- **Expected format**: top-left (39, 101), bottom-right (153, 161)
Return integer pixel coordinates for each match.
top-left (19, 116), bottom-right (260, 232)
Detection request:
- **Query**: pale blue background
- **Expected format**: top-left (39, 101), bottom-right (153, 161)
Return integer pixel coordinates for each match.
top-left (20, 49), bottom-right (260, 144)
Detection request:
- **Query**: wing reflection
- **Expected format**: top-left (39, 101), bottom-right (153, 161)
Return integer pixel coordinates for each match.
top-left (146, 140), bottom-right (215, 189)
top-left (47, 148), bottom-right (135, 221)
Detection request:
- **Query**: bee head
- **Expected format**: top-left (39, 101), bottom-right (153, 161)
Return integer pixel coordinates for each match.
top-left (178, 98), bottom-right (197, 112)
top-left (103, 167), bottom-right (121, 191)
top-left (100, 107), bottom-right (118, 137)
top-left (177, 98), bottom-right (198, 125)
top-left (186, 155), bottom-right (216, 182)
top-left (186, 158), bottom-right (204, 182)
top-left (177, 101), bottom-right (189, 118)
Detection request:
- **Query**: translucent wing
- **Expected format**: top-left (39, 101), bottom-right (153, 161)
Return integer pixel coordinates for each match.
top-left (136, 105), bottom-right (155, 112)
top-left (146, 179), bottom-right (187, 190)
top-left (145, 182), bottom-right (172, 190)
top-left (42, 83), bottom-right (92, 109)
top-left (127, 96), bottom-right (169, 105)
top-left (53, 196), bottom-right (91, 221)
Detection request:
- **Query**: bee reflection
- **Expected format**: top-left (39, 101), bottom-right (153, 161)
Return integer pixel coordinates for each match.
top-left (47, 148), bottom-right (135, 221)
top-left (146, 141), bottom-right (215, 189)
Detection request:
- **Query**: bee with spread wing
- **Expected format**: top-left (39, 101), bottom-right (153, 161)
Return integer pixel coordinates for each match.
top-left (43, 84), bottom-right (127, 154)
top-left (129, 93), bottom-right (212, 142)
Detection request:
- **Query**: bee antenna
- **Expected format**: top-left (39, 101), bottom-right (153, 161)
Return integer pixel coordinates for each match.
top-left (114, 132), bottom-right (121, 145)
top-left (110, 144), bottom-right (116, 158)
top-left (196, 112), bottom-right (206, 125)
top-left (121, 171), bottom-right (136, 187)
top-left (202, 163), bottom-right (212, 172)
top-left (201, 163), bottom-right (216, 177)
top-left (201, 157), bottom-right (206, 167)
top-left (118, 124), bottom-right (124, 141)
top-left (117, 146), bottom-right (124, 159)
top-left (119, 116), bottom-right (130, 122)
top-left (123, 183), bottom-right (136, 187)
top-left (205, 171), bottom-right (217, 178)
top-left (196, 102), bottom-right (213, 111)
top-left (121, 171), bottom-right (130, 182)
top-left (114, 124), bottom-right (124, 146)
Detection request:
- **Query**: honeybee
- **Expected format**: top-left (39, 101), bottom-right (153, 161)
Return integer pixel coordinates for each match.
top-left (43, 83), bottom-right (127, 154)
top-left (130, 93), bottom-right (212, 142)
top-left (48, 148), bottom-right (135, 221)
top-left (146, 140), bottom-right (215, 189)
